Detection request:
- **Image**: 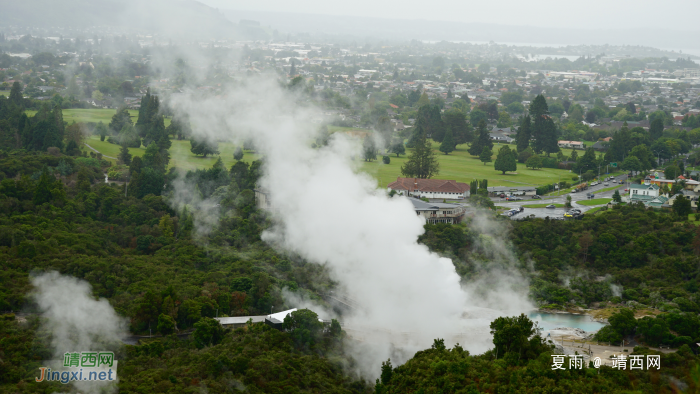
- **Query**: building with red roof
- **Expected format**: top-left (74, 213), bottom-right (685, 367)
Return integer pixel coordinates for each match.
top-left (387, 177), bottom-right (470, 199)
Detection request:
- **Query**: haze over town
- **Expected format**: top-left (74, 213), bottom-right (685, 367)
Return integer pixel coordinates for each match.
top-left (1, 1), bottom-right (699, 393)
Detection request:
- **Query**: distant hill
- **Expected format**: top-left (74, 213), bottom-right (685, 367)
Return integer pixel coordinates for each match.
top-left (0, 0), bottom-right (265, 40)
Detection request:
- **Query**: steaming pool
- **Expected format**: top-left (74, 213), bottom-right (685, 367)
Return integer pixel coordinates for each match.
top-left (528, 312), bottom-right (606, 332)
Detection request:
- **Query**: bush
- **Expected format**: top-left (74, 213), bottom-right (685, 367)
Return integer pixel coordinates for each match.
top-left (594, 325), bottom-right (622, 344)
top-left (382, 155), bottom-right (390, 164)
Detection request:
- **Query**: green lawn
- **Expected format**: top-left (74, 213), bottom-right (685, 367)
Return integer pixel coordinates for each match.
top-left (26, 108), bottom-right (170, 127)
top-left (364, 142), bottom-right (577, 188)
top-left (86, 135), bottom-right (260, 171)
top-left (0, 91), bottom-right (8, 97)
top-left (327, 125), bottom-right (369, 133)
top-left (522, 203), bottom-right (565, 208)
top-left (577, 198), bottom-right (613, 206)
top-left (597, 185), bottom-right (623, 194)
top-left (586, 207), bottom-right (606, 214)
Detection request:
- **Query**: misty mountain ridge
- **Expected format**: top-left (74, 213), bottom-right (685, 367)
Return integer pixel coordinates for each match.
top-left (0, 0), bottom-right (264, 40)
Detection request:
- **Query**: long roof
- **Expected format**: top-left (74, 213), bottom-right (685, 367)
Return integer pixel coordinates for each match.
top-left (407, 197), bottom-right (463, 211)
top-left (387, 177), bottom-right (470, 193)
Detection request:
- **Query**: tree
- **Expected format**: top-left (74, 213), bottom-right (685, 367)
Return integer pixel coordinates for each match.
top-left (497, 112), bottom-right (512, 128)
top-left (233, 146), bottom-right (244, 161)
top-left (650, 118), bottom-right (664, 141)
top-left (570, 150), bottom-right (579, 162)
top-left (489, 314), bottom-right (547, 362)
top-left (95, 121), bottom-right (108, 141)
top-left (417, 104), bottom-right (444, 141)
top-left (516, 115), bottom-right (531, 152)
top-left (525, 154), bottom-right (542, 169)
top-left (494, 145), bottom-right (517, 174)
top-left (389, 138), bottom-right (406, 157)
top-left (110, 107), bottom-right (133, 136)
top-left (33, 168), bottom-right (54, 205)
top-left (585, 110), bottom-right (597, 123)
top-left (529, 94), bottom-right (549, 119)
top-left (157, 313), bottom-right (176, 335)
top-left (192, 318), bottom-right (225, 349)
top-left (517, 147), bottom-right (534, 163)
top-left (673, 195), bottom-right (692, 219)
top-left (400, 128), bottom-right (440, 179)
top-left (190, 138), bottom-right (220, 157)
top-left (65, 139), bottom-right (80, 156)
top-left (442, 109), bottom-right (471, 145)
top-left (382, 155), bottom-right (390, 164)
top-left (621, 156), bottom-right (641, 173)
top-left (565, 195), bottom-right (572, 208)
top-left (439, 127), bottom-right (455, 155)
top-left (468, 120), bottom-right (492, 156)
top-left (577, 148), bottom-right (597, 173)
top-left (283, 309), bottom-right (324, 351)
top-left (665, 164), bottom-right (681, 180)
top-left (9, 81), bottom-right (23, 106)
top-left (479, 147), bottom-right (493, 165)
top-left (362, 137), bottom-right (377, 161)
top-left (612, 190), bottom-right (622, 203)
top-left (469, 109), bottom-right (488, 127)
top-left (415, 92), bottom-right (430, 108)
top-left (119, 143), bottom-right (132, 166)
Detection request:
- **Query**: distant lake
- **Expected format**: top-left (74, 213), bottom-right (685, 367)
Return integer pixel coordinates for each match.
top-left (529, 311), bottom-right (606, 332)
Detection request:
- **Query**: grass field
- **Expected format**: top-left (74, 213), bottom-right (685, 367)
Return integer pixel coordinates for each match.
top-left (363, 142), bottom-right (580, 188)
top-left (85, 135), bottom-right (260, 171)
top-left (597, 185), bottom-right (624, 194)
top-left (522, 203), bottom-right (565, 208)
top-left (0, 91), bottom-right (8, 97)
top-left (577, 198), bottom-right (613, 206)
top-left (44, 109), bottom-right (600, 187)
top-left (26, 109), bottom-right (170, 127)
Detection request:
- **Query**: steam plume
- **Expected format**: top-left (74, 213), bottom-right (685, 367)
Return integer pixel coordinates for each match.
top-left (31, 271), bottom-right (127, 393)
top-left (168, 74), bottom-right (532, 376)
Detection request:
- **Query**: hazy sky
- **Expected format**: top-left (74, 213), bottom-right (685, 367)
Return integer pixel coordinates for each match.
top-left (201, 0), bottom-right (699, 30)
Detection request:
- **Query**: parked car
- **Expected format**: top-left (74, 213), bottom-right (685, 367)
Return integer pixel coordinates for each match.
top-left (531, 195), bottom-right (542, 199)
top-left (506, 196), bottom-right (523, 201)
top-left (546, 204), bottom-right (556, 209)
top-left (498, 193), bottom-right (506, 198)
top-left (571, 189), bottom-right (578, 193)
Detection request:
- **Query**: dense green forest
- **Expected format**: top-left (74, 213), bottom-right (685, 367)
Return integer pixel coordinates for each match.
top-left (1, 86), bottom-right (699, 392)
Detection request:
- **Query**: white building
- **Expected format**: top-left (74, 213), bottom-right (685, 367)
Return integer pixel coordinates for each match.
top-left (387, 177), bottom-right (470, 199)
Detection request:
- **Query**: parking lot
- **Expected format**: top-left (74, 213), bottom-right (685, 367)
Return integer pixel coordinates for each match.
top-left (493, 175), bottom-right (630, 220)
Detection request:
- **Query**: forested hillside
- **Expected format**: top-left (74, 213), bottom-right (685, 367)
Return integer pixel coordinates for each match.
top-left (1, 89), bottom-right (699, 392)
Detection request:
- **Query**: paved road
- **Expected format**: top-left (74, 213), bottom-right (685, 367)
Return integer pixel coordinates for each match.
top-left (84, 142), bottom-right (117, 160)
top-left (492, 175), bottom-right (630, 220)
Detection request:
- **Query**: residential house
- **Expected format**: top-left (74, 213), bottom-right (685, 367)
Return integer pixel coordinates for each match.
top-left (407, 197), bottom-right (467, 224)
top-left (628, 183), bottom-right (661, 205)
top-left (387, 177), bottom-right (470, 199)
top-left (490, 132), bottom-right (514, 143)
top-left (558, 140), bottom-right (585, 149)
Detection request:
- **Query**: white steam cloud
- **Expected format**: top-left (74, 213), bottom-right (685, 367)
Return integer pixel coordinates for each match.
top-left (168, 74), bottom-right (532, 377)
top-left (31, 271), bottom-right (127, 393)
